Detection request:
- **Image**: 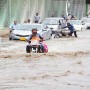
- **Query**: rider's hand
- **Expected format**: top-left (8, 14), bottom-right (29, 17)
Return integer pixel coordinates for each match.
top-left (26, 39), bottom-right (31, 43)
top-left (39, 39), bottom-right (43, 42)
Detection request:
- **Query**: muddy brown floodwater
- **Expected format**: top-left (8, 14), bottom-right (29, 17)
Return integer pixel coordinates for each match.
top-left (0, 30), bottom-right (90, 90)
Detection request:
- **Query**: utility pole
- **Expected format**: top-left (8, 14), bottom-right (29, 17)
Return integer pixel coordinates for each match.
top-left (66, 0), bottom-right (70, 16)
top-left (86, 2), bottom-right (88, 14)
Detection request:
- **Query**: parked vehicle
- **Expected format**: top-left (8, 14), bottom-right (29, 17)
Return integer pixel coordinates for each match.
top-left (68, 20), bottom-right (86, 31)
top-left (81, 17), bottom-right (90, 29)
top-left (42, 17), bottom-right (66, 33)
top-left (9, 23), bottom-right (52, 41)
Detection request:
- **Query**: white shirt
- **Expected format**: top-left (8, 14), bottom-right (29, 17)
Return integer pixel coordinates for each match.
top-left (34, 16), bottom-right (40, 21)
top-left (67, 15), bottom-right (71, 20)
top-left (10, 23), bottom-right (19, 30)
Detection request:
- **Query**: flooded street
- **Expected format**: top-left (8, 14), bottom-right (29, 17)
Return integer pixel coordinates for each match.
top-left (0, 31), bottom-right (90, 90)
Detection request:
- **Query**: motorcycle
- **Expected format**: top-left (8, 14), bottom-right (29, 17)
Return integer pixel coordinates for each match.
top-left (30, 40), bottom-right (40, 53)
top-left (26, 40), bottom-right (48, 53)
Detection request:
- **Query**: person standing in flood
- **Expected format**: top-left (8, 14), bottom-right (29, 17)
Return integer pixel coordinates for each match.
top-left (10, 21), bottom-right (19, 30)
top-left (9, 21), bottom-right (19, 33)
top-left (34, 13), bottom-right (40, 23)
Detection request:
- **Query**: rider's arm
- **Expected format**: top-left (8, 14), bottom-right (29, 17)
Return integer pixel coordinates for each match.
top-left (27, 35), bottom-right (32, 42)
top-left (39, 34), bottom-right (43, 41)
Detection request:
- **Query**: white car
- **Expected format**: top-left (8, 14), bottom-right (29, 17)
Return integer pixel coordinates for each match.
top-left (9, 23), bottom-right (52, 41)
top-left (81, 17), bottom-right (90, 29)
top-left (68, 20), bottom-right (86, 31)
top-left (42, 17), bottom-right (66, 33)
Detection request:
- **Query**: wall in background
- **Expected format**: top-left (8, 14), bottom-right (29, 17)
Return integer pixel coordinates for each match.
top-left (0, 0), bottom-right (86, 29)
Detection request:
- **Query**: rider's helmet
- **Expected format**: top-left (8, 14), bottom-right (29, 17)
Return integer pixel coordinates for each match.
top-left (32, 28), bottom-right (38, 35)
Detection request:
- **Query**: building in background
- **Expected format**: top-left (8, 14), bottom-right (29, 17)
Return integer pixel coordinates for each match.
top-left (0, 0), bottom-right (88, 29)
top-left (86, 0), bottom-right (90, 14)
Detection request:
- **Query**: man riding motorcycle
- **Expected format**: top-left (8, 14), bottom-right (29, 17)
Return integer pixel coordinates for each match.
top-left (26, 28), bottom-right (44, 53)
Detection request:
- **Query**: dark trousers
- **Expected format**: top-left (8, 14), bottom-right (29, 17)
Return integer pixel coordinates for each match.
top-left (35, 21), bottom-right (38, 23)
top-left (69, 31), bottom-right (77, 37)
top-left (40, 43), bottom-right (44, 52)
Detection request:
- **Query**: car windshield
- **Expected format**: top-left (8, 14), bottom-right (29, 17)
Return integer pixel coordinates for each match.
top-left (82, 18), bottom-right (90, 23)
top-left (69, 20), bottom-right (81, 25)
top-left (15, 24), bottom-right (42, 31)
top-left (42, 19), bottom-right (59, 25)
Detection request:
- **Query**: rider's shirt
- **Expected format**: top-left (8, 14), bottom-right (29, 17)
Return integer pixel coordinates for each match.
top-left (28, 33), bottom-right (43, 41)
top-left (31, 36), bottom-right (40, 41)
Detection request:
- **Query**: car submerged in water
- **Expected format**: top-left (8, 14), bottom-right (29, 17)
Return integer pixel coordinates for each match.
top-left (81, 17), bottom-right (90, 29)
top-left (42, 17), bottom-right (66, 33)
top-left (68, 20), bottom-right (86, 31)
top-left (9, 23), bottom-right (52, 41)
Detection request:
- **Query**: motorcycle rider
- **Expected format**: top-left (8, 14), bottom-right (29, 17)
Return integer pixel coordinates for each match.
top-left (26, 28), bottom-right (44, 53)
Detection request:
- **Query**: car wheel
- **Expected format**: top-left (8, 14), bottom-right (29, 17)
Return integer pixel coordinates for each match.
top-left (51, 34), bottom-right (55, 39)
top-left (26, 45), bottom-right (31, 53)
top-left (49, 34), bottom-right (52, 39)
